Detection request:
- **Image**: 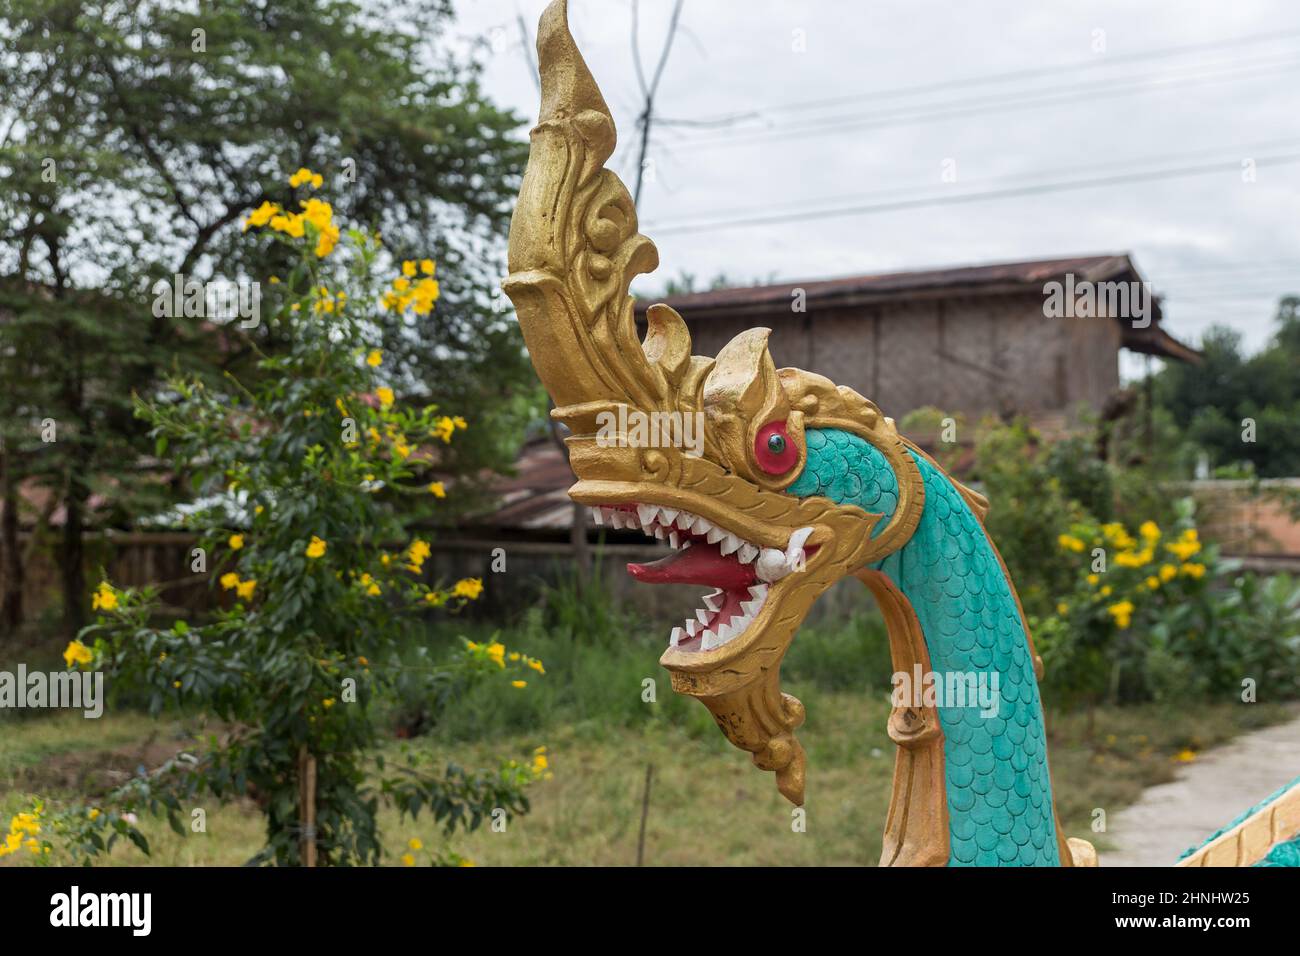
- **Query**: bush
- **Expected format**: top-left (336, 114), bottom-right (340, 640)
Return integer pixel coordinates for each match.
top-left (1032, 505), bottom-right (1300, 706)
top-left (57, 169), bottom-right (545, 866)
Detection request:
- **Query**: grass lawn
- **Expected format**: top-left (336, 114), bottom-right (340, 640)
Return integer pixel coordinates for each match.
top-left (1, 691), bottom-right (1291, 867)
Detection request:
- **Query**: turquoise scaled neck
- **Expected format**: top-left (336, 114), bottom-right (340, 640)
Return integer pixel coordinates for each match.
top-left (789, 428), bottom-right (1061, 866)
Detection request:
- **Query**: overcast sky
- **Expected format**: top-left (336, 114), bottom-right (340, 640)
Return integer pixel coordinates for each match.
top-left (451, 0), bottom-right (1300, 377)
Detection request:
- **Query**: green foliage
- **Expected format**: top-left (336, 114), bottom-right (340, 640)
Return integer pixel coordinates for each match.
top-left (972, 420), bottom-right (1091, 620)
top-left (966, 418), bottom-right (1300, 706)
top-left (1028, 498), bottom-right (1300, 708)
top-left (65, 196), bottom-right (541, 866)
top-left (0, 0), bottom-right (538, 633)
top-left (414, 566), bottom-right (895, 745)
top-left (1156, 299), bottom-right (1300, 477)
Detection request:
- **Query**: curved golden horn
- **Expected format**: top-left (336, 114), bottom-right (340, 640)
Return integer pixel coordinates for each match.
top-left (504, 0), bottom-right (705, 432)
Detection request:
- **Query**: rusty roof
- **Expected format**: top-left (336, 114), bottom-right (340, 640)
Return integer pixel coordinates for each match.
top-left (633, 253), bottom-right (1200, 363)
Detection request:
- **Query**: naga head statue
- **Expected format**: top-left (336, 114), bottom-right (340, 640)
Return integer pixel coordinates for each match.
top-left (501, 1), bottom-right (1280, 873)
top-left (505, 0), bottom-right (922, 808)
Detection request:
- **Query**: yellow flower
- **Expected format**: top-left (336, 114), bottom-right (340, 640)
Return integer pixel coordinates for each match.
top-left (1107, 599), bottom-right (1135, 629)
top-left (400, 853), bottom-right (415, 867)
top-left (1159, 563), bottom-right (1177, 582)
top-left (432, 417), bottom-right (455, 443)
top-left (486, 642), bottom-right (506, 667)
top-left (367, 349), bottom-right (382, 368)
top-left (88, 808), bottom-right (100, 821)
top-left (289, 167), bottom-right (314, 187)
top-left (402, 260), bottom-right (417, 277)
top-left (366, 583), bottom-right (381, 596)
top-left (411, 278), bottom-right (439, 315)
top-left (408, 539), bottom-right (431, 567)
top-left (1174, 748), bottom-right (1197, 763)
top-left (532, 752), bottom-right (548, 773)
top-left (229, 534), bottom-right (244, 550)
top-left (408, 837), bottom-right (423, 851)
top-left (1181, 562), bottom-right (1206, 579)
top-left (528, 658), bottom-right (545, 674)
top-left (63, 640), bottom-right (93, 668)
top-left (323, 698), bottom-right (336, 709)
top-left (315, 224), bottom-right (340, 258)
top-left (91, 583), bottom-right (118, 611)
top-left (1167, 539), bottom-right (1202, 561)
top-left (173, 680), bottom-right (182, 688)
top-left (1100, 585), bottom-right (1112, 597)
top-left (428, 482), bottom-right (446, 498)
top-left (376, 386), bottom-right (394, 407)
top-left (1139, 520), bottom-right (1161, 541)
top-left (243, 200), bottom-right (280, 231)
top-left (1055, 603), bottom-right (1069, 616)
top-left (1057, 534), bottom-right (1085, 553)
top-left (1086, 573), bottom-right (1099, 586)
top-left (512, 680), bottom-right (527, 688)
top-left (220, 572), bottom-right (240, 590)
top-left (392, 276), bottom-right (410, 292)
top-left (420, 259), bottom-right (436, 275)
top-left (236, 579), bottom-right (257, 601)
top-left (306, 536), bottom-right (328, 559)
top-left (1145, 576), bottom-right (1160, 590)
top-left (424, 592), bottom-right (445, 606)
top-left (1115, 548), bottom-right (1154, 568)
top-left (269, 212), bottom-right (305, 237)
top-left (458, 858), bottom-right (475, 867)
top-left (453, 577), bottom-right (484, 600)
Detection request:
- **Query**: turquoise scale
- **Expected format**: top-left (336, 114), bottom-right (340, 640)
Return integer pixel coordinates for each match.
top-left (788, 427), bottom-right (1060, 866)
top-left (1179, 774), bottom-right (1300, 867)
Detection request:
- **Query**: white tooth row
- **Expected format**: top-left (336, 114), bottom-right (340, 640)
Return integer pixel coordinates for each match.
top-left (593, 505), bottom-right (695, 551)
top-left (669, 584), bottom-right (769, 651)
top-left (591, 505), bottom-right (814, 580)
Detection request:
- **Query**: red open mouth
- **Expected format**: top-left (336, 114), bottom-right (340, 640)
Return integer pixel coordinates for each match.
top-left (592, 504), bottom-right (816, 653)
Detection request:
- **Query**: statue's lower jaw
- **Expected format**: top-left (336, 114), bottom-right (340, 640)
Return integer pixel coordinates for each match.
top-left (668, 666), bottom-right (808, 806)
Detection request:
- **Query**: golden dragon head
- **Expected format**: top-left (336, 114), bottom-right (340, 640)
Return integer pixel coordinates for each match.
top-left (504, 0), bottom-right (922, 805)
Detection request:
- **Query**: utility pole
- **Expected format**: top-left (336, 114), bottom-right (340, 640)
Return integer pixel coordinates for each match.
top-left (631, 0), bottom-right (686, 207)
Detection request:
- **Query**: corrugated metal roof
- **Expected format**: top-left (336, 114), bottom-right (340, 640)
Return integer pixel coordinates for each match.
top-left (636, 254), bottom-right (1134, 314)
top-left (633, 253), bottom-right (1200, 363)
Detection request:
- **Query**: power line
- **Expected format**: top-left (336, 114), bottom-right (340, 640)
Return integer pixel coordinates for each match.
top-left (668, 53), bottom-right (1300, 151)
top-left (647, 152), bottom-right (1300, 235)
top-left (644, 137), bottom-right (1300, 223)
top-left (657, 27), bottom-right (1300, 128)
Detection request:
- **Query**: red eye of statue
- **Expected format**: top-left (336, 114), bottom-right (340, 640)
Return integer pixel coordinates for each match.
top-left (755, 421), bottom-right (798, 475)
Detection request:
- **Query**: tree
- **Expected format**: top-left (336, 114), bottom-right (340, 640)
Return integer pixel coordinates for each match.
top-left (0, 0), bottom-right (536, 634)
top-left (1156, 300), bottom-right (1300, 477)
top-left (60, 183), bottom-right (547, 866)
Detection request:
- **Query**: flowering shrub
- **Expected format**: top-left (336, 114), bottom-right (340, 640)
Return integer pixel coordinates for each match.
top-left (0, 805), bottom-right (49, 862)
top-left (58, 169), bottom-right (546, 866)
top-left (1033, 504), bottom-right (1300, 705)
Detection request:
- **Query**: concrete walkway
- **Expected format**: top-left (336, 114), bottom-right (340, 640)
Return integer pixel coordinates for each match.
top-left (1104, 708), bottom-right (1300, 866)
